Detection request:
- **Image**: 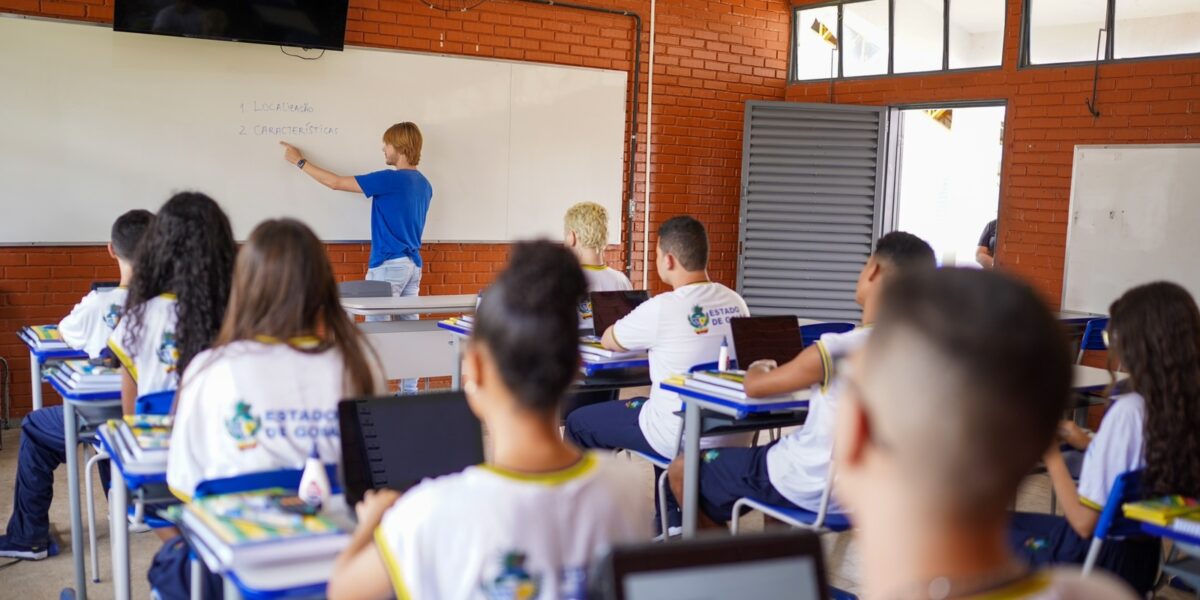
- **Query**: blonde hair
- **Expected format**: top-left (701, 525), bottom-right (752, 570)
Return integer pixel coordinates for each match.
top-left (383, 122), bottom-right (423, 166)
top-left (564, 202), bottom-right (609, 251)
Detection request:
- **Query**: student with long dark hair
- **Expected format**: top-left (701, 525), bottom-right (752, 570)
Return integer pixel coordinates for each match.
top-left (1011, 281), bottom-right (1200, 594)
top-left (0, 194), bottom-right (234, 561)
top-left (327, 241), bottom-right (647, 600)
top-left (149, 219), bottom-right (384, 599)
top-left (110, 191), bottom-right (237, 413)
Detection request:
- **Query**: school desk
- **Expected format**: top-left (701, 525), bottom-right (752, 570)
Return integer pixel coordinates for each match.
top-left (661, 377), bottom-right (813, 538)
top-left (48, 375), bottom-right (121, 600)
top-left (1138, 523), bottom-right (1200, 592)
top-left (179, 496), bottom-right (354, 600)
top-left (342, 294), bottom-right (477, 385)
top-left (96, 423), bottom-right (173, 600)
top-left (18, 329), bottom-right (88, 411)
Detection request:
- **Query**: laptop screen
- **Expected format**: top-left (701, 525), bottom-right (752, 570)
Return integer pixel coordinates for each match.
top-left (730, 316), bottom-right (804, 367)
top-left (591, 290), bottom-right (650, 336)
top-left (595, 531), bottom-right (830, 600)
top-left (338, 392), bottom-right (484, 507)
top-left (623, 556), bottom-right (823, 600)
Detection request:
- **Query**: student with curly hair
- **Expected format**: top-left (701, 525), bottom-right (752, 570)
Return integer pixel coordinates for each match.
top-left (0, 193), bottom-right (235, 560)
top-left (1011, 281), bottom-right (1200, 594)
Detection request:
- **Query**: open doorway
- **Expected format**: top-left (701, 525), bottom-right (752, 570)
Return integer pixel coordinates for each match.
top-left (892, 104), bottom-right (1006, 268)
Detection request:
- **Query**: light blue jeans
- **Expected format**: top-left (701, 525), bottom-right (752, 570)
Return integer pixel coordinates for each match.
top-left (366, 257), bottom-right (422, 395)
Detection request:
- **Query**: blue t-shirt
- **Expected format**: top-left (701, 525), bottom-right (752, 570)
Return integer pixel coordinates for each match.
top-left (354, 169), bottom-right (433, 268)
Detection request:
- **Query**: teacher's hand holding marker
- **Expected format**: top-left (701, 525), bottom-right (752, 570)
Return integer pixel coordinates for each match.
top-left (281, 122), bottom-right (433, 396)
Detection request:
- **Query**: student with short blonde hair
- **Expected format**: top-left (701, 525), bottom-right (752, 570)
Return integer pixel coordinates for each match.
top-left (281, 121), bottom-right (433, 394)
top-left (563, 201), bottom-right (632, 328)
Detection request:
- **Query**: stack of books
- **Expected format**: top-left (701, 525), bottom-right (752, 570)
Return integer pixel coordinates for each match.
top-left (579, 340), bottom-right (645, 363)
top-left (50, 360), bottom-right (121, 393)
top-left (181, 489), bottom-right (350, 566)
top-left (19, 324), bottom-right (71, 352)
top-left (679, 370), bottom-right (796, 404)
top-left (1123, 496), bottom-right (1200, 526)
top-left (441, 315), bottom-right (474, 332)
top-left (106, 414), bottom-right (173, 472)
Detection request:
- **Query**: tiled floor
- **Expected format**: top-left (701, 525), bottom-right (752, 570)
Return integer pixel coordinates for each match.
top-left (0, 394), bottom-right (1191, 599)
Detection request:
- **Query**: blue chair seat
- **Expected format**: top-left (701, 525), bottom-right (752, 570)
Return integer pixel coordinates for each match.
top-left (732, 497), bottom-right (852, 533)
top-left (630, 450), bottom-right (671, 469)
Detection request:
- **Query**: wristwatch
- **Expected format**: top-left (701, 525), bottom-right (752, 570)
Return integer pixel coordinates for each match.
top-left (296, 158), bottom-right (307, 169)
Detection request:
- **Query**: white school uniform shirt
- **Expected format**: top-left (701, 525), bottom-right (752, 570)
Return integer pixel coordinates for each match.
top-left (59, 287), bottom-right (128, 359)
top-left (579, 265), bottom-right (633, 328)
top-left (374, 452), bottom-right (649, 600)
top-left (107, 293), bottom-right (180, 398)
top-left (1077, 392), bottom-right (1146, 510)
top-left (167, 338), bottom-right (381, 500)
top-left (612, 282), bottom-right (750, 457)
top-left (767, 327), bottom-right (871, 512)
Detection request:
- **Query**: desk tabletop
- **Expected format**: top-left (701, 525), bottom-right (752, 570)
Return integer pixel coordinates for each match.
top-left (97, 424), bottom-right (167, 487)
top-left (18, 330), bottom-right (89, 360)
top-left (49, 374), bottom-right (122, 402)
top-left (341, 294), bottom-right (477, 315)
top-left (1057, 310), bottom-right (1106, 323)
top-left (663, 379), bottom-right (811, 418)
top-left (1073, 364), bottom-right (1126, 392)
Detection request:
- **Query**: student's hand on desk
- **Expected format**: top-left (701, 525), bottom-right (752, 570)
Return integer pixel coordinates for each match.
top-left (1057, 420), bottom-right (1092, 450)
top-left (355, 489), bottom-right (402, 528)
top-left (746, 359), bottom-right (778, 374)
top-left (279, 141), bottom-right (303, 165)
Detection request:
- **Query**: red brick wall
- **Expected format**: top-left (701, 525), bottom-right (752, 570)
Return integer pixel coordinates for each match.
top-left (788, 0), bottom-right (1200, 304)
top-left (0, 0), bottom-right (792, 417)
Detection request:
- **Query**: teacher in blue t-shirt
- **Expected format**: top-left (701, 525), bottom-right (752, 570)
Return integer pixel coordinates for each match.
top-left (280, 122), bottom-right (432, 393)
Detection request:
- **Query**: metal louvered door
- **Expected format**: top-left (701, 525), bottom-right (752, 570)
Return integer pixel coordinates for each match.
top-left (737, 101), bottom-right (889, 322)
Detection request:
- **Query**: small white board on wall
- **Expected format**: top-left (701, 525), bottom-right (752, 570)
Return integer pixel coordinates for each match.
top-left (1063, 144), bottom-right (1200, 314)
top-left (0, 15), bottom-right (626, 244)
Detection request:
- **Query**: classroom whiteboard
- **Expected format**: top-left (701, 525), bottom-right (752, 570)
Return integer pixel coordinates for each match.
top-left (0, 16), bottom-right (626, 243)
top-left (1063, 144), bottom-right (1200, 314)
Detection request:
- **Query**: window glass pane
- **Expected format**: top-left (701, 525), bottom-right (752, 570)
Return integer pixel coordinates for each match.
top-left (1114, 0), bottom-right (1200, 59)
top-left (894, 0), bottom-right (944, 73)
top-left (949, 0), bottom-right (1004, 68)
top-left (795, 6), bottom-right (841, 80)
top-left (842, 0), bottom-right (890, 77)
top-left (1028, 0), bottom-right (1108, 64)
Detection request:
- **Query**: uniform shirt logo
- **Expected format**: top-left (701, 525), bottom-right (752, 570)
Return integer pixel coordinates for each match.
top-left (225, 400), bottom-right (263, 451)
top-left (158, 331), bottom-right (180, 372)
top-left (577, 300), bottom-right (593, 320)
top-left (103, 304), bottom-right (123, 329)
top-left (688, 305), bottom-right (710, 335)
top-left (481, 551), bottom-right (541, 600)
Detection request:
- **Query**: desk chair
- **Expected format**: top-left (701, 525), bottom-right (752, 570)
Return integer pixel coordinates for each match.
top-left (730, 461), bottom-right (850, 535)
top-left (1076, 318), bottom-right (1109, 365)
top-left (799, 322), bottom-right (855, 348)
top-left (84, 390), bottom-right (175, 582)
top-left (1083, 469), bottom-right (1147, 575)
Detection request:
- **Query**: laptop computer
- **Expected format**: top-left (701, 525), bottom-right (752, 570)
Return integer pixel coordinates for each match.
top-left (338, 392), bottom-right (485, 507)
top-left (591, 530), bottom-right (831, 600)
top-left (730, 316), bottom-right (804, 367)
top-left (590, 290), bottom-right (650, 337)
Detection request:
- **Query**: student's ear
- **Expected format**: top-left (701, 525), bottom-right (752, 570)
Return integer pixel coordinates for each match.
top-left (462, 343), bottom-right (486, 401)
top-left (106, 242), bottom-right (117, 260)
top-left (663, 252), bottom-right (677, 272)
top-left (865, 258), bottom-right (883, 284)
top-left (565, 230), bottom-right (577, 249)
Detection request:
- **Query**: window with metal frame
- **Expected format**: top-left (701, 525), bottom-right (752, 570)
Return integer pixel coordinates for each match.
top-left (1024, 0), bottom-right (1200, 66)
top-left (791, 0), bottom-right (1005, 82)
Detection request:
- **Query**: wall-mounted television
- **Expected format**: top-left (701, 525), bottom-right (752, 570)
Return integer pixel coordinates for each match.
top-left (114, 1), bottom-right (349, 51)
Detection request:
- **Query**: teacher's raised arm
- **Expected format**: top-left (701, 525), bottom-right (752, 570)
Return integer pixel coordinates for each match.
top-left (283, 122), bottom-right (434, 396)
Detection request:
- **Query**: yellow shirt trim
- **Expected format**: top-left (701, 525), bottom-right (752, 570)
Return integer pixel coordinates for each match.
top-left (478, 452), bottom-right (599, 485)
top-left (374, 526), bottom-right (413, 600)
top-left (168, 486), bottom-right (192, 503)
top-left (816, 341), bottom-right (833, 393)
top-left (1080, 496), bottom-right (1104, 511)
top-left (159, 292), bottom-right (178, 301)
top-left (581, 264), bottom-right (609, 271)
top-left (107, 338), bottom-right (138, 381)
top-left (965, 571), bottom-right (1051, 599)
top-left (252, 335), bottom-right (323, 349)
top-left (608, 329), bottom-right (629, 352)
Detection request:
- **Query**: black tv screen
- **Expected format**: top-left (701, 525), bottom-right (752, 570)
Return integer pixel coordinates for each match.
top-left (114, 1), bottom-right (349, 51)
